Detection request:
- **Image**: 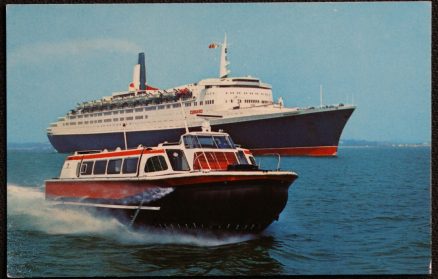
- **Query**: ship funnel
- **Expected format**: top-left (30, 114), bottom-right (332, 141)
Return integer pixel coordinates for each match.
top-left (129, 53), bottom-right (147, 91)
top-left (138, 52), bottom-right (146, 90)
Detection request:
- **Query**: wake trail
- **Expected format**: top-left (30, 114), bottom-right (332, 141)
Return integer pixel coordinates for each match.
top-left (7, 184), bottom-right (257, 247)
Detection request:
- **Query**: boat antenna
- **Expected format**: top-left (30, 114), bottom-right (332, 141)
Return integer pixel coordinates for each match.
top-left (179, 98), bottom-right (190, 133)
top-left (320, 85), bottom-right (323, 108)
top-left (209, 33), bottom-right (230, 78)
top-left (122, 123), bottom-right (128, 150)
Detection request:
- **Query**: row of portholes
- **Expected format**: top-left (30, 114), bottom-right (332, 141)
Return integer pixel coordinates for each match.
top-left (63, 117), bottom-right (181, 128)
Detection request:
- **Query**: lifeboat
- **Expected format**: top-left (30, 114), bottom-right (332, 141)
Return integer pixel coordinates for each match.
top-left (45, 122), bottom-right (298, 233)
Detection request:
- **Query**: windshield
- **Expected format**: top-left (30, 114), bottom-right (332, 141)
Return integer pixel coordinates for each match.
top-left (183, 135), bottom-right (235, 149)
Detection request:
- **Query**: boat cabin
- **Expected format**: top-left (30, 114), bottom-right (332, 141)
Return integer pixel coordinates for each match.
top-left (58, 128), bottom-right (258, 179)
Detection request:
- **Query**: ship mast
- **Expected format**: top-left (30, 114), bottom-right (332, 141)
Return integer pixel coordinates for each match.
top-left (219, 33), bottom-right (230, 78)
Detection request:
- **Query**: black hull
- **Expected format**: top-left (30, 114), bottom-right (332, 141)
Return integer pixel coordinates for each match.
top-left (48, 106), bottom-right (355, 156)
top-left (47, 176), bottom-right (296, 233)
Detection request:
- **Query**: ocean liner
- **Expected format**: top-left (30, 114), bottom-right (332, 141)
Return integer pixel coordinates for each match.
top-left (47, 34), bottom-right (355, 156)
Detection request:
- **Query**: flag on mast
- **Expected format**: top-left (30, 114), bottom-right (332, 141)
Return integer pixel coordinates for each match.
top-left (208, 43), bottom-right (219, 49)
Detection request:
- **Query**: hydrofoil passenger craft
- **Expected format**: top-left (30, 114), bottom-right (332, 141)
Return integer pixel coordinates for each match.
top-left (47, 34), bottom-right (355, 156)
top-left (45, 121), bottom-right (298, 233)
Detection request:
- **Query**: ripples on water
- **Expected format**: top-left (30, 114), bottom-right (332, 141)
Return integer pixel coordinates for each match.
top-left (6, 147), bottom-right (431, 276)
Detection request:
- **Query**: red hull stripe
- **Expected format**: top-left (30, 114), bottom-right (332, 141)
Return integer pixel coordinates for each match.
top-left (45, 174), bottom-right (295, 199)
top-left (67, 149), bottom-right (164, 161)
top-left (250, 146), bottom-right (338, 157)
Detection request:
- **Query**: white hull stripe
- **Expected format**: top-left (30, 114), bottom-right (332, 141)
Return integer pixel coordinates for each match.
top-left (58, 201), bottom-right (160, 210)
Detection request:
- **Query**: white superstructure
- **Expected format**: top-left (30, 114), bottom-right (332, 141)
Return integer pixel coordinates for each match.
top-left (46, 34), bottom-right (307, 137)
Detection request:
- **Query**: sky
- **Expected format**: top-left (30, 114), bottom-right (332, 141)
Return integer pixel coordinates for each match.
top-left (7, 2), bottom-right (431, 144)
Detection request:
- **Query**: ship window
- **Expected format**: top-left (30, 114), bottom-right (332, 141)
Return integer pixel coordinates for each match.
top-left (125, 109), bottom-right (134, 113)
top-left (70, 116), bottom-right (76, 119)
top-left (120, 117), bottom-right (124, 121)
top-left (200, 101), bottom-right (203, 105)
top-left (98, 120), bottom-right (102, 123)
top-left (97, 113), bottom-right (102, 116)
top-left (122, 157), bottom-right (139, 174)
top-left (144, 156), bottom-right (168, 172)
top-left (113, 111), bottom-right (119, 115)
top-left (104, 119), bottom-right (111, 123)
top-left (104, 112), bottom-right (111, 116)
top-left (126, 116), bottom-right (133, 120)
top-left (71, 122), bottom-right (77, 125)
top-left (78, 121), bottom-right (83, 125)
top-left (107, 159), bottom-right (122, 174)
top-left (135, 108), bottom-right (143, 112)
top-left (172, 104), bottom-right (181, 108)
top-left (135, 115), bottom-right (143, 120)
top-left (84, 115), bottom-right (89, 118)
top-left (236, 151), bottom-right (248, 165)
top-left (93, 160), bottom-right (107, 174)
top-left (78, 115), bottom-right (83, 118)
top-left (113, 118), bottom-right (118, 121)
top-left (166, 149), bottom-right (190, 171)
top-left (166, 105), bottom-right (171, 109)
top-left (157, 105), bottom-right (165, 110)
top-left (80, 161), bottom-right (94, 175)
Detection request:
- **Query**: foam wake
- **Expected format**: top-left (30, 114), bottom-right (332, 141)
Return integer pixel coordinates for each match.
top-left (7, 184), bottom-right (257, 246)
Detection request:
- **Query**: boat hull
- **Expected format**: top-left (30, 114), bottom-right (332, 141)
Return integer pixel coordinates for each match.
top-left (48, 107), bottom-right (354, 156)
top-left (45, 173), bottom-right (297, 233)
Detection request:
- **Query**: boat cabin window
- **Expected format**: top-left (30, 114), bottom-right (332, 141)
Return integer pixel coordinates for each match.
top-left (122, 157), bottom-right (139, 174)
top-left (107, 159), bottom-right (122, 174)
top-left (183, 135), bottom-right (235, 149)
top-left (198, 136), bottom-right (217, 148)
top-left (93, 160), bottom-right (107, 175)
top-left (166, 149), bottom-right (190, 171)
top-left (144, 155), bottom-right (168, 172)
top-left (80, 161), bottom-right (94, 175)
top-left (236, 151), bottom-right (249, 165)
top-left (248, 155), bottom-right (257, 166)
top-left (213, 136), bottom-right (234, 149)
top-left (183, 135), bottom-right (201, 148)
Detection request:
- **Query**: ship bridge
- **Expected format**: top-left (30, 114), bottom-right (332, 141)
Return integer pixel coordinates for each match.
top-left (181, 76), bottom-right (274, 110)
top-left (197, 76), bottom-right (271, 89)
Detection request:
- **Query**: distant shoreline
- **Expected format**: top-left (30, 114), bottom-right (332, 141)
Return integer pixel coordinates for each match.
top-left (6, 142), bottom-right (431, 151)
top-left (339, 145), bottom-right (431, 148)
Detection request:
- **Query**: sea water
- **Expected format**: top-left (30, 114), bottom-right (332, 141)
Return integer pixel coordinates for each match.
top-left (6, 147), bottom-right (430, 276)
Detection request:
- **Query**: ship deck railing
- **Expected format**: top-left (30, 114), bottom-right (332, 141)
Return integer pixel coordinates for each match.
top-left (72, 93), bottom-right (195, 115)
